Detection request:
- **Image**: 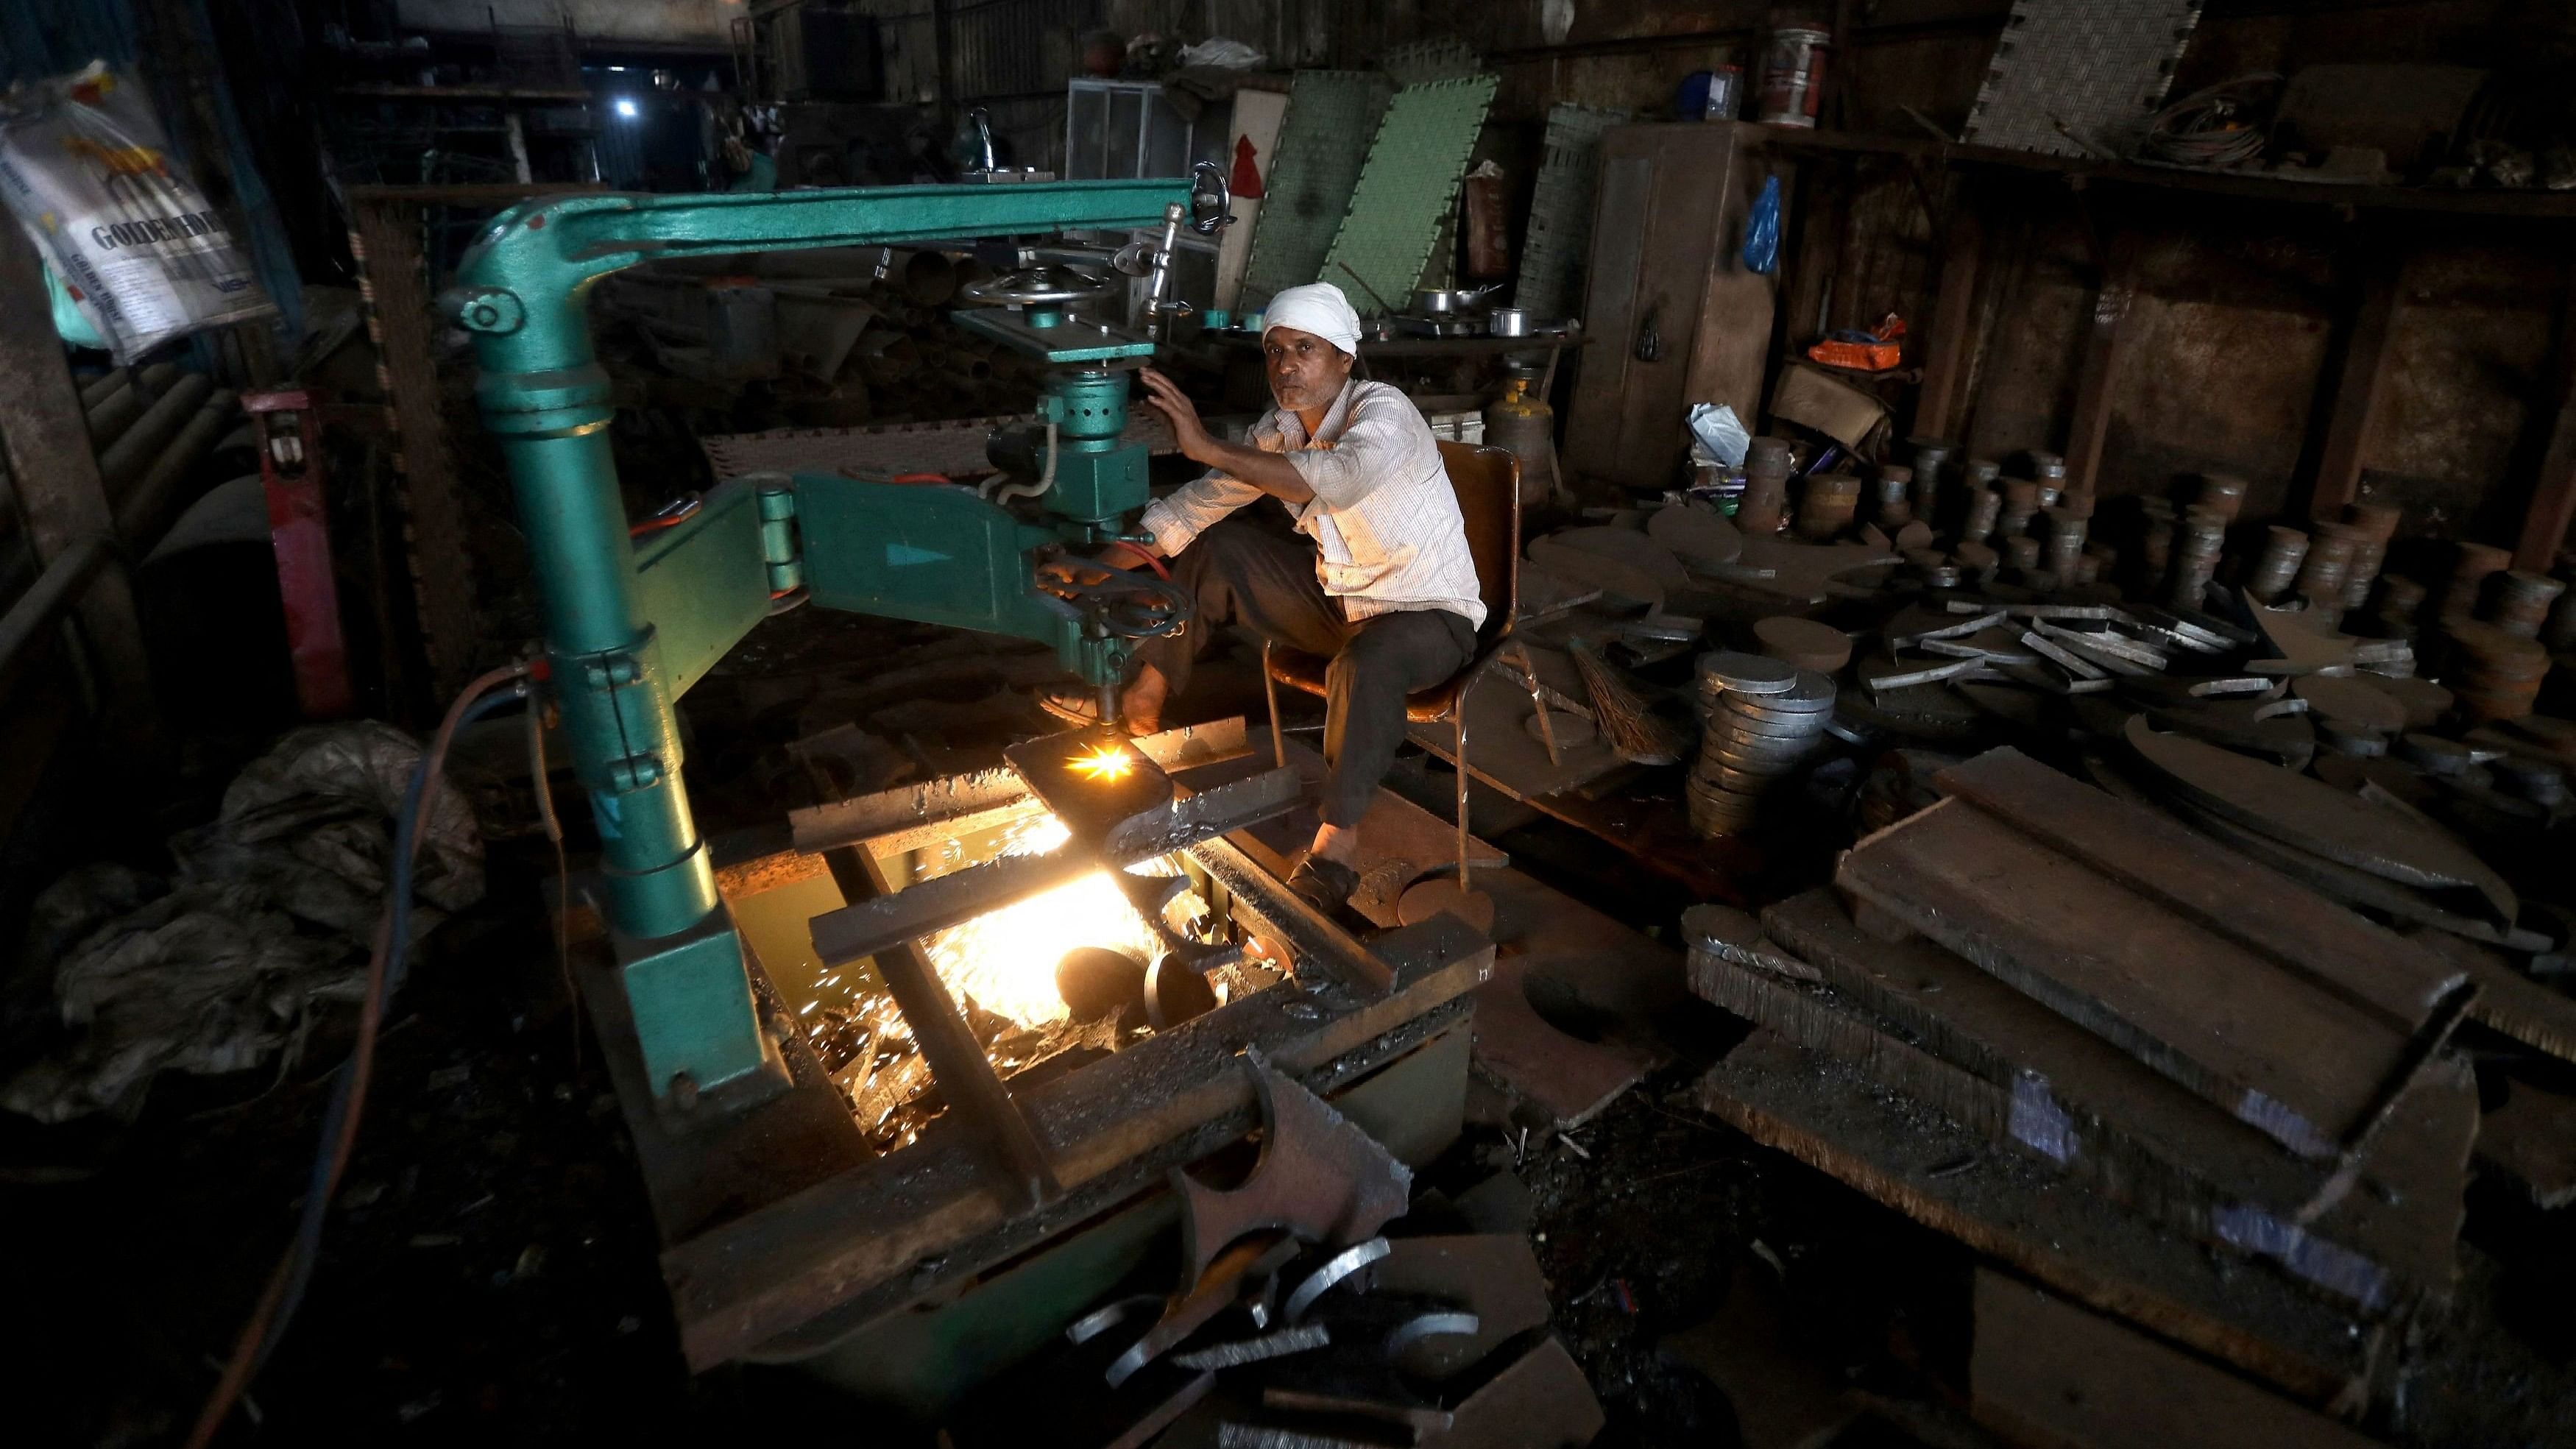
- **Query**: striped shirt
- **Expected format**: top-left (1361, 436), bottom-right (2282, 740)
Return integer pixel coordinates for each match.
top-left (1139, 378), bottom-right (1487, 629)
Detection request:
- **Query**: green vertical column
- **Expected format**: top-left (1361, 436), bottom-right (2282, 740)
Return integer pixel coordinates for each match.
top-left (450, 235), bottom-right (767, 1099)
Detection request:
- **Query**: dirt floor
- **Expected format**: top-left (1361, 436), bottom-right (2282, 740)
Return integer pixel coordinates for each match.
top-left (11, 609), bottom-right (2576, 1447)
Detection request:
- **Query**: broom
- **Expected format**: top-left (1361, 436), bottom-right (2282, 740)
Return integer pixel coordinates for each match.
top-left (1568, 637), bottom-right (1690, 766)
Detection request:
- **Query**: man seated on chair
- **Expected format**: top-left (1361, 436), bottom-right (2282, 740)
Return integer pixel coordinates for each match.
top-left (1041, 282), bottom-right (1485, 915)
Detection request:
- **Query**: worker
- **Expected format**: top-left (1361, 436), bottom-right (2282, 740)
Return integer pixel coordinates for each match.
top-left (1041, 282), bottom-right (1485, 915)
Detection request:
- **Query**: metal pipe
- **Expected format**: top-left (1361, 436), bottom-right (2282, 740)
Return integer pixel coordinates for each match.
top-left (0, 534), bottom-right (112, 682)
top-left (85, 362), bottom-right (181, 447)
top-left (114, 389), bottom-right (240, 544)
top-left (98, 372), bottom-right (214, 495)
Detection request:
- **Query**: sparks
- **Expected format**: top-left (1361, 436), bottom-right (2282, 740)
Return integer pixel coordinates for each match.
top-left (921, 814), bottom-right (1187, 1027)
top-left (1068, 743), bottom-right (1135, 782)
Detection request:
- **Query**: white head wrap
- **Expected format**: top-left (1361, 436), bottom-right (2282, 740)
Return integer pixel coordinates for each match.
top-left (1262, 282), bottom-right (1363, 356)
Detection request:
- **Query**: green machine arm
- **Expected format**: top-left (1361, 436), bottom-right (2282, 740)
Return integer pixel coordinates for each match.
top-left (447, 179), bottom-right (1200, 1107)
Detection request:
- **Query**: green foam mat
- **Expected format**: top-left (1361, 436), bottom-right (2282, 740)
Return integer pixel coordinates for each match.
top-left (1240, 71), bottom-right (1394, 309)
top-left (1513, 104), bottom-right (1632, 320)
top-left (1319, 75), bottom-right (1500, 313)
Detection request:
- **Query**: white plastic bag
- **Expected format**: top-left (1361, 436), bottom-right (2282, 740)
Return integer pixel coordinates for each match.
top-left (1687, 402), bottom-right (1750, 468)
top-left (0, 63), bottom-right (275, 362)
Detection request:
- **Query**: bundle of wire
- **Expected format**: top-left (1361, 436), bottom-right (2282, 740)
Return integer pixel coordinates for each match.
top-left (186, 662), bottom-right (534, 1448)
top-left (2137, 74), bottom-right (2280, 170)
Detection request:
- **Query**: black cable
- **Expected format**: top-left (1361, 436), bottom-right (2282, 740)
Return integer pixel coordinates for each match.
top-left (187, 666), bottom-right (531, 1447)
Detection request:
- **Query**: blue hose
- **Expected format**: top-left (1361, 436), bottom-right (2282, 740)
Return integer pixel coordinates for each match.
top-left (256, 684), bottom-right (528, 1371)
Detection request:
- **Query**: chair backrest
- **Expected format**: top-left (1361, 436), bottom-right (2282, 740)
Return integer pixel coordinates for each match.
top-left (1437, 440), bottom-right (1521, 651)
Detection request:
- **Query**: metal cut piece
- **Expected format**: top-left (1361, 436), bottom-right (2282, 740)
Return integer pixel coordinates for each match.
top-left (1070, 1294), bottom-right (1166, 1345)
top-left (1108, 1234), bottom-right (1301, 1387)
top-left (1284, 1237), bottom-right (1394, 1320)
top-left (1174, 1322), bottom-right (1334, 1371)
top-left (1175, 1064), bottom-right (1413, 1287)
top-left (1384, 1311), bottom-right (1480, 1356)
top-left (2021, 631), bottom-right (2106, 681)
top-left (2124, 717), bottom-right (2505, 899)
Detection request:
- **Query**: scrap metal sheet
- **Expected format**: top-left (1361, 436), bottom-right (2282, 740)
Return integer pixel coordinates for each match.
top-left (1514, 104), bottom-right (1630, 321)
top-left (1322, 76), bottom-right (1500, 310)
top-left (1964, 0), bottom-right (2203, 157)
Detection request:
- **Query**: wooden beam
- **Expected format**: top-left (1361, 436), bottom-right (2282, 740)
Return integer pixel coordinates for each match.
top-left (347, 194), bottom-right (482, 698)
top-left (1912, 190), bottom-right (1987, 442)
top-left (2062, 230), bottom-right (2142, 504)
top-left (0, 224), bottom-right (159, 755)
top-left (2305, 243), bottom-right (2407, 522)
top-left (2513, 272), bottom-right (2576, 570)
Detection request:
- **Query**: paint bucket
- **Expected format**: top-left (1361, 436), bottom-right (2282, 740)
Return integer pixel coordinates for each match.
top-left (1758, 26), bottom-right (1831, 129)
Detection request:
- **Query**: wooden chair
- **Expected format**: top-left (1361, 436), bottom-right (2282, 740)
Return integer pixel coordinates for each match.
top-left (1260, 441), bottom-right (1522, 893)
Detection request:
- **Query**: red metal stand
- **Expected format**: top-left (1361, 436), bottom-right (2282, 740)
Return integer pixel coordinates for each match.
top-left (243, 388), bottom-right (354, 718)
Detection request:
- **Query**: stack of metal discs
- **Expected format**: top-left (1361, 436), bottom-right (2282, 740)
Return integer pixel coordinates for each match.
top-left (1686, 651), bottom-right (1837, 837)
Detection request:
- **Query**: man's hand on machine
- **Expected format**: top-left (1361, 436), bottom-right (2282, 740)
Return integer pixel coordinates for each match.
top-left (1136, 367), bottom-right (1213, 461)
top-left (1034, 541), bottom-right (1160, 595)
top-left (1136, 366), bottom-right (1315, 504)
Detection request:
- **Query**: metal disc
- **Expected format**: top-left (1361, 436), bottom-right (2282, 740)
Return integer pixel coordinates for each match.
top-left (1696, 650), bottom-right (1797, 695)
top-left (1707, 763), bottom-right (1796, 793)
top-left (1722, 696), bottom-right (1838, 727)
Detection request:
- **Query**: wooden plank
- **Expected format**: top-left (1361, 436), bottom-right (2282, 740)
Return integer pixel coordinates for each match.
top-left (1933, 748), bottom-right (2464, 1032)
top-left (1912, 192), bottom-right (1986, 443)
top-left (1691, 938), bottom-right (2466, 1314)
top-left (661, 916), bottom-right (1493, 1369)
top-left (1696, 1030), bottom-right (2382, 1407)
top-left (1971, 1269), bottom-right (2381, 1449)
top-left (2513, 273), bottom-right (2576, 570)
top-left (1682, 132), bottom-right (1783, 427)
top-left (347, 195), bottom-right (481, 695)
top-left (2304, 243), bottom-right (2407, 522)
top-left (0, 224), bottom-right (158, 753)
top-left (2061, 231), bottom-right (2141, 506)
top-left (1839, 799), bottom-right (2421, 1158)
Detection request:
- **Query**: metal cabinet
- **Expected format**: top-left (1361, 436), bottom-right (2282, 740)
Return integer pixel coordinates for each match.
top-left (1565, 123), bottom-right (1781, 492)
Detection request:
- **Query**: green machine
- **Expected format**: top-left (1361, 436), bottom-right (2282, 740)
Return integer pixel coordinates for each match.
top-left (445, 169), bottom-right (1228, 1110)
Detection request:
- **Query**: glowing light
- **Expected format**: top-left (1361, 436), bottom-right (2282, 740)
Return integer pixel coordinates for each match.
top-left (1069, 743), bottom-right (1135, 782)
top-left (921, 815), bottom-right (1186, 1027)
top-left (613, 97), bottom-right (639, 119)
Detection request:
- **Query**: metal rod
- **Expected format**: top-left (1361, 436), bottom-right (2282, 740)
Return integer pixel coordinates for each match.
top-left (1453, 706), bottom-right (1471, 890)
top-left (114, 390), bottom-right (239, 545)
top-left (821, 843), bottom-right (1060, 1209)
top-left (0, 534), bottom-right (111, 681)
top-left (97, 371), bottom-right (214, 495)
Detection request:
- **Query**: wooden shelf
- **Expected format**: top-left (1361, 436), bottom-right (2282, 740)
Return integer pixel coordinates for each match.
top-left (336, 83), bottom-right (594, 104)
top-left (1748, 124), bottom-right (2576, 222)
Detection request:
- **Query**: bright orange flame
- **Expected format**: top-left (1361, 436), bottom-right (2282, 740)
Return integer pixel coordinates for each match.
top-left (1069, 743), bottom-right (1135, 782)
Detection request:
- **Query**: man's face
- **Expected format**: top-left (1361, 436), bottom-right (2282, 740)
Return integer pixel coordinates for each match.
top-left (1264, 325), bottom-right (1354, 412)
